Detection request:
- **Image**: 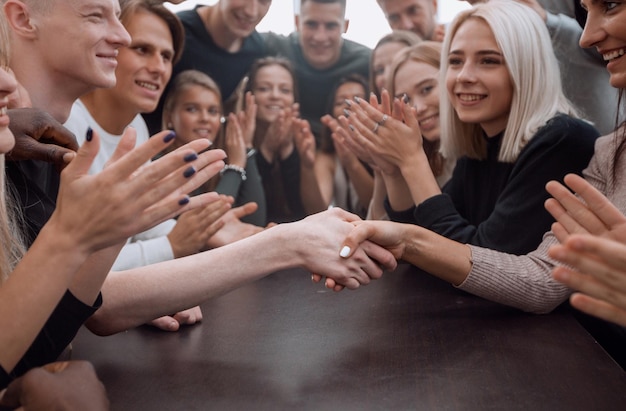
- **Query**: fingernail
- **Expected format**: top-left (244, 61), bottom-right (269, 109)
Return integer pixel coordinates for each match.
top-left (343, 108), bottom-right (351, 118)
top-left (184, 153), bottom-right (198, 162)
top-left (86, 127), bottom-right (93, 142)
top-left (344, 99), bottom-right (352, 107)
top-left (348, 124), bottom-right (355, 132)
top-left (354, 96), bottom-right (361, 103)
top-left (402, 93), bottom-right (409, 104)
top-left (183, 166), bottom-right (196, 178)
top-left (178, 195), bottom-right (190, 206)
top-left (163, 131), bottom-right (176, 143)
top-left (339, 246), bottom-right (351, 258)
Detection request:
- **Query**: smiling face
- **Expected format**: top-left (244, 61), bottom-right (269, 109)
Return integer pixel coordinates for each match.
top-left (252, 64), bottom-right (295, 123)
top-left (111, 9), bottom-right (174, 115)
top-left (445, 18), bottom-right (513, 137)
top-left (32, 0), bottom-right (131, 90)
top-left (378, 0), bottom-right (438, 40)
top-left (395, 59), bottom-right (440, 142)
top-left (580, 0), bottom-right (626, 88)
top-left (167, 85), bottom-right (222, 145)
top-left (218, 0), bottom-right (272, 39)
top-left (0, 68), bottom-right (18, 154)
top-left (372, 41), bottom-right (408, 94)
top-left (296, 1), bottom-right (347, 70)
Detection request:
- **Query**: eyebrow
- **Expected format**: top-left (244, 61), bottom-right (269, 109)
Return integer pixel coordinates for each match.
top-left (448, 50), bottom-right (503, 57)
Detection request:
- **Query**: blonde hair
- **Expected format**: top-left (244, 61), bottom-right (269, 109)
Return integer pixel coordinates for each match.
top-left (439, 0), bottom-right (577, 162)
top-left (0, 12), bottom-right (25, 283)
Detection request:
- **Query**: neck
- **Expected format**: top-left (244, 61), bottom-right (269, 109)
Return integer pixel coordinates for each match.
top-left (200, 5), bottom-right (244, 53)
top-left (80, 92), bottom-right (138, 136)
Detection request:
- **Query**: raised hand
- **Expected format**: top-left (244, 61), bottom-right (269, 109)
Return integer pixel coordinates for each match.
top-left (205, 202), bottom-right (265, 248)
top-left (544, 173), bottom-right (626, 243)
top-left (549, 234), bottom-right (626, 327)
top-left (237, 91), bottom-right (257, 148)
top-left (293, 118), bottom-right (316, 168)
top-left (7, 108), bottom-right (78, 170)
top-left (224, 113), bottom-right (247, 168)
top-left (168, 194), bottom-right (234, 257)
top-left (49, 128), bottom-right (226, 255)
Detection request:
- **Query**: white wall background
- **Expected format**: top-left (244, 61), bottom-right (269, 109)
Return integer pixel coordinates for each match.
top-left (165, 0), bottom-right (471, 48)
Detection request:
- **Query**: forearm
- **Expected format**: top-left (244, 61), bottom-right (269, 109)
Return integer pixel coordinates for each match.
top-left (0, 224), bottom-right (89, 373)
top-left (367, 172), bottom-right (388, 220)
top-left (68, 244), bottom-right (124, 305)
top-left (300, 163), bottom-right (326, 215)
top-left (86, 225), bottom-right (305, 335)
top-left (344, 161), bottom-right (374, 211)
top-left (399, 151), bottom-right (442, 206)
top-left (382, 171), bottom-right (414, 212)
top-left (400, 224), bottom-right (472, 286)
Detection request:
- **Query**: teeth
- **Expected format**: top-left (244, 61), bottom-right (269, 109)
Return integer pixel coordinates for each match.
top-left (458, 94), bottom-right (485, 102)
top-left (603, 48), bottom-right (626, 61)
top-left (0, 107), bottom-right (6, 116)
top-left (136, 81), bottom-right (158, 91)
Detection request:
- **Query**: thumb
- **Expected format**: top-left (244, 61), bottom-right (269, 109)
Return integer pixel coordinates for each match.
top-left (339, 221), bottom-right (371, 259)
top-left (61, 127), bottom-right (101, 179)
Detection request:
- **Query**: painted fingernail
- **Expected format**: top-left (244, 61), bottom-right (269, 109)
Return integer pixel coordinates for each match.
top-left (183, 166), bottom-right (196, 178)
top-left (402, 93), bottom-right (410, 104)
top-left (354, 96), bottom-right (361, 103)
top-left (339, 246), bottom-right (351, 258)
top-left (184, 152), bottom-right (198, 162)
top-left (348, 124), bottom-right (355, 132)
top-left (178, 195), bottom-right (190, 206)
top-left (163, 131), bottom-right (176, 143)
top-left (344, 99), bottom-right (352, 107)
top-left (86, 127), bottom-right (93, 142)
top-left (343, 108), bottom-right (351, 118)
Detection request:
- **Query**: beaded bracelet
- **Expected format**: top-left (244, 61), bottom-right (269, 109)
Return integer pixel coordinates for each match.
top-left (220, 164), bottom-right (247, 181)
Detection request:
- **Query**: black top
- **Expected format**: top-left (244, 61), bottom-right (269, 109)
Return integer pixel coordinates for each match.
top-left (386, 114), bottom-right (600, 255)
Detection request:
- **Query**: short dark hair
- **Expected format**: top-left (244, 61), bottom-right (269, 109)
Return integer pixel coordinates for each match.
top-left (119, 0), bottom-right (185, 65)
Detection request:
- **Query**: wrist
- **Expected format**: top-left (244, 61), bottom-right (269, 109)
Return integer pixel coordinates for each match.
top-left (220, 164), bottom-right (247, 180)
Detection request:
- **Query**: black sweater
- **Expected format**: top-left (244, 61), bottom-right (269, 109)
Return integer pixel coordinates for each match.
top-left (386, 114), bottom-right (600, 255)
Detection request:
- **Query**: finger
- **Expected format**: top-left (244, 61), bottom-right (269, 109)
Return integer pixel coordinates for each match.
top-left (312, 273), bottom-right (322, 283)
top-left (545, 180), bottom-right (603, 235)
top-left (570, 293), bottom-right (626, 328)
top-left (361, 240), bottom-right (398, 272)
top-left (172, 307), bottom-right (203, 325)
top-left (60, 127), bottom-right (102, 180)
top-left (148, 316), bottom-right (181, 332)
top-left (563, 173), bottom-right (625, 228)
top-left (339, 222), bottom-right (379, 259)
top-left (230, 202), bottom-right (259, 219)
top-left (380, 88), bottom-right (392, 115)
top-left (106, 126), bottom-right (138, 167)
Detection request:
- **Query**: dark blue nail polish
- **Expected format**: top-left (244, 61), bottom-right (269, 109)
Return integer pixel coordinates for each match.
top-left (183, 166), bottom-right (196, 178)
top-left (86, 127), bottom-right (93, 142)
top-left (163, 131), bottom-right (176, 143)
top-left (184, 153), bottom-right (198, 162)
top-left (343, 108), bottom-right (351, 118)
top-left (178, 196), bottom-right (190, 206)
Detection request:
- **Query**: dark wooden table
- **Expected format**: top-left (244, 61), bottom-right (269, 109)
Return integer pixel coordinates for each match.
top-left (73, 264), bottom-right (626, 410)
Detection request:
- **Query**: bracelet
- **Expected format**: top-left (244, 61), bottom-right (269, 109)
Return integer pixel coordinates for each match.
top-left (220, 164), bottom-right (247, 181)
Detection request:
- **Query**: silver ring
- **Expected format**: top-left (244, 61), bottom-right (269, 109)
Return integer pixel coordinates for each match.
top-left (379, 114), bottom-right (388, 126)
top-left (372, 122), bottom-right (380, 134)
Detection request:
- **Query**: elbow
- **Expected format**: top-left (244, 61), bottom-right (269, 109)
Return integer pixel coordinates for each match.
top-left (84, 311), bottom-right (129, 336)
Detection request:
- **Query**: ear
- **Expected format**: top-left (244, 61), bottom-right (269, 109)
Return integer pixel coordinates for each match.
top-left (294, 14), bottom-right (300, 32)
top-left (343, 19), bottom-right (349, 34)
top-left (3, 0), bottom-right (38, 40)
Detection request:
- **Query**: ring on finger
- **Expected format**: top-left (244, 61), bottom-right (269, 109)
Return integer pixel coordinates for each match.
top-left (379, 114), bottom-right (388, 126)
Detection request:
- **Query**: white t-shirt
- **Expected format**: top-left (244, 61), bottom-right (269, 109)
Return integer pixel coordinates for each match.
top-left (65, 100), bottom-right (176, 270)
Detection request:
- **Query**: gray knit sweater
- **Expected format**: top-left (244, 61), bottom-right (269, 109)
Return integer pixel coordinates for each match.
top-left (460, 132), bottom-right (624, 313)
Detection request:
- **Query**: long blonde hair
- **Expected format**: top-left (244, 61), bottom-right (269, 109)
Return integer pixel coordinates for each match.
top-left (439, 0), bottom-right (577, 163)
top-left (0, 13), bottom-right (25, 283)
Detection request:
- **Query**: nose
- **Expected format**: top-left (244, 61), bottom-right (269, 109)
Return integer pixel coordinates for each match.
top-left (455, 61), bottom-right (476, 84)
top-left (147, 53), bottom-right (168, 75)
top-left (243, 0), bottom-right (259, 18)
top-left (0, 68), bottom-right (18, 99)
top-left (579, 11), bottom-right (603, 49)
top-left (413, 96), bottom-right (427, 115)
top-left (399, 14), bottom-right (414, 31)
top-left (110, 18), bottom-right (131, 48)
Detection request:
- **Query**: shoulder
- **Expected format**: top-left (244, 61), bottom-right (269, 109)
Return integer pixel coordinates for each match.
top-left (129, 115), bottom-right (150, 144)
top-left (64, 100), bottom-right (92, 145)
top-left (342, 39), bottom-right (372, 58)
top-left (532, 114), bottom-right (600, 146)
